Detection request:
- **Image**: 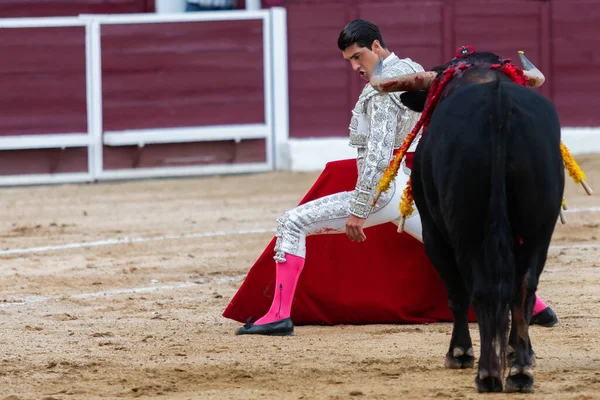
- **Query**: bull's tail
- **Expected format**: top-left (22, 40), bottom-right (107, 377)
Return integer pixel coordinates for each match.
top-left (475, 78), bottom-right (514, 379)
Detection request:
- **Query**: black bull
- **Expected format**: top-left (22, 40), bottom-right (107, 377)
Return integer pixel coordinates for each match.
top-left (373, 58), bottom-right (564, 392)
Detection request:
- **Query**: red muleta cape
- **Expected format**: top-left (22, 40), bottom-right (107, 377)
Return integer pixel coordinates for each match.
top-left (223, 154), bottom-right (476, 325)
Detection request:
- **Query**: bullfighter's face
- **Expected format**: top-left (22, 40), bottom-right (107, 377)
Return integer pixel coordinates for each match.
top-left (342, 40), bottom-right (384, 82)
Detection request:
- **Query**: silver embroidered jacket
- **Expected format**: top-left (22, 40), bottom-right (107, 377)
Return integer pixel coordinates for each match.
top-left (348, 55), bottom-right (424, 218)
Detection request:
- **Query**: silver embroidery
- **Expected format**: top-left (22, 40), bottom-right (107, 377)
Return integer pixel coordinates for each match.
top-left (348, 55), bottom-right (424, 218)
top-left (273, 55), bottom-right (424, 261)
top-left (273, 182), bottom-right (396, 262)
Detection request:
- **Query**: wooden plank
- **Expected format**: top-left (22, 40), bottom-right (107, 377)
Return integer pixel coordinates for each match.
top-left (0, 26), bottom-right (87, 135)
top-left (539, 0), bottom-right (552, 100)
top-left (101, 20), bottom-right (265, 131)
top-left (551, 0), bottom-right (600, 126)
top-left (102, 139), bottom-right (266, 169)
top-left (358, 1), bottom-right (445, 70)
top-left (286, 3), bottom-right (354, 139)
top-left (0, 0), bottom-right (151, 17)
top-left (452, 1), bottom-right (542, 63)
top-left (0, 148), bottom-right (88, 175)
top-left (145, 0), bottom-right (156, 12)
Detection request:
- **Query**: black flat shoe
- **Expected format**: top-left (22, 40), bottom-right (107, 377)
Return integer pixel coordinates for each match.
top-left (530, 306), bottom-right (558, 327)
top-left (235, 317), bottom-right (294, 336)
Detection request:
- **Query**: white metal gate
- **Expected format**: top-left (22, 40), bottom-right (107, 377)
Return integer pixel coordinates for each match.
top-left (0, 8), bottom-right (288, 186)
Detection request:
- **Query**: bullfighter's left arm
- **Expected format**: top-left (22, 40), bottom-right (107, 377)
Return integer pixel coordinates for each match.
top-left (348, 94), bottom-right (402, 218)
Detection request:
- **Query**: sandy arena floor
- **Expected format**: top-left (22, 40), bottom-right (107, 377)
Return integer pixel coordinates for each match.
top-left (0, 154), bottom-right (599, 400)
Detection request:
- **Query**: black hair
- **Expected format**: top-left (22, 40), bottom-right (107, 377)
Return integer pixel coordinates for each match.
top-left (337, 19), bottom-right (386, 51)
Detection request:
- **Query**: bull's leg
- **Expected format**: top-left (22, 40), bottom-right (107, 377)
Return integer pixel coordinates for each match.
top-left (444, 285), bottom-right (474, 369)
top-left (506, 285), bottom-right (535, 393)
top-left (471, 275), bottom-right (506, 392)
top-left (421, 226), bottom-right (474, 370)
top-left (505, 234), bottom-right (551, 393)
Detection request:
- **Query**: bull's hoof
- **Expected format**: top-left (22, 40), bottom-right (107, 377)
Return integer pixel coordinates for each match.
top-left (505, 374), bottom-right (534, 393)
top-left (444, 347), bottom-right (474, 369)
top-left (505, 366), bottom-right (534, 393)
top-left (475, 370), bottom-right (503, 393)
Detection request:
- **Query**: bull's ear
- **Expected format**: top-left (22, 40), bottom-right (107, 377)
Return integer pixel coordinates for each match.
top-left (400, 90), bottom-right (428, 112)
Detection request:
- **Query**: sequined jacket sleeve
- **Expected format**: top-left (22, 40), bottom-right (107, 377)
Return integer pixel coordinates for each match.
top-left (349, 94), bottom-right (403, 218)
top-left (347, 57), bottom-right (424, 219)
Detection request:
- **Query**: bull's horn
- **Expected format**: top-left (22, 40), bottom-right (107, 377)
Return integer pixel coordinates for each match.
top-left (370, 57), bottom-right (437, 92)
top-left (518, 51), bottom-right (545, 88)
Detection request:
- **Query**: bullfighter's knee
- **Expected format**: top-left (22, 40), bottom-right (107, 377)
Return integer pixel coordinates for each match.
top-left (276, 210), bottom-right (305, 236)
top-left (274, 210), bottom-right (307, 262)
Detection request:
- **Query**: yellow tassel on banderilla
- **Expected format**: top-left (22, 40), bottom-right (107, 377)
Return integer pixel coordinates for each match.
top-left (559, 142), bottom-right (593, 225)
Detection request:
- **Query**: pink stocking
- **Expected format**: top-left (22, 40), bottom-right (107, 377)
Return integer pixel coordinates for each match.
top-left (255, 254), bottom-right (305, 324)
top-left (533, 295), bottom-right (548, 315)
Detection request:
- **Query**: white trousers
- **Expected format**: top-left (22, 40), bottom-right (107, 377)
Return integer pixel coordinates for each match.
top-left (273, 162), bottom-right (422, 262)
